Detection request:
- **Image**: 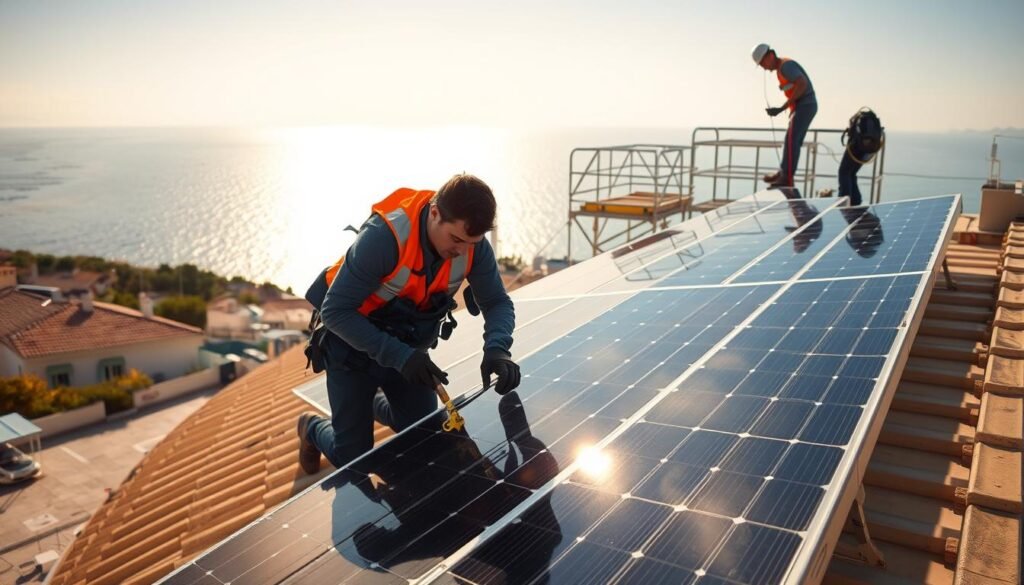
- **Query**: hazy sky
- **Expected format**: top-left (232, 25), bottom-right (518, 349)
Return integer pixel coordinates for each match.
top-left (2, 0), bottom-right (1022, 131)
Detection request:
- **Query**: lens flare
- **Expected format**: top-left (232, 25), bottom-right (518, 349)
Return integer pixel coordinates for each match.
top-left (575, 445), bottom-right (612, 481)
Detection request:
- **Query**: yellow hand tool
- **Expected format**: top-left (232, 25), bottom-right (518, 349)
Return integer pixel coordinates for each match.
top-left (433, 378), bottom-right (465, 432)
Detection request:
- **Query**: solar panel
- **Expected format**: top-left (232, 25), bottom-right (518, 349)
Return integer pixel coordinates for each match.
top-left (160, 192), bottom-right (960, 585)
top-left (293, 377), bottom-right (331, 416)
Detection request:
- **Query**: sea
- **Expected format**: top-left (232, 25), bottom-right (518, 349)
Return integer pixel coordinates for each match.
top-left (1, 126), bottom-right (1022, 294)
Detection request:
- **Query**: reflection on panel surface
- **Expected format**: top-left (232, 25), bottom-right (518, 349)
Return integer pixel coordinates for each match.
top-left (162, 195), bottom-right (957, 585)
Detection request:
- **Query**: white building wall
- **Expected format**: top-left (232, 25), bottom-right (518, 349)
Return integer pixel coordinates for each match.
top-left (207, 309), bottom-right (252, 335)
top-left (0, 345), bottom-right (25, 378)
top-left (22, 335), bottom-right (203, 386)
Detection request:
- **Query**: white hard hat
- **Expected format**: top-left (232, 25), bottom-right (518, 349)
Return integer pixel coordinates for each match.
top-left (751, 43), bottom-right (770, 65)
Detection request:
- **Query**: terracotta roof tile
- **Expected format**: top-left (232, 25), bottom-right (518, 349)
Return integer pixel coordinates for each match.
top-left (0, 289), bottom-right (201, 358)
top-left (0, 287), bottom-right (64, 338)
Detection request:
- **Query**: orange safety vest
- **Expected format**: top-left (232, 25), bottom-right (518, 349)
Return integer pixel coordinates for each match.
top-left (325, 188), bottom-right (474, 317)
top-left (776, 57), bottom-right (797, 111)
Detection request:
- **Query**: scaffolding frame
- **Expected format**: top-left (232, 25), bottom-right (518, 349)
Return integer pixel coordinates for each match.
top-left (568, 144), bottom-right (692, 260)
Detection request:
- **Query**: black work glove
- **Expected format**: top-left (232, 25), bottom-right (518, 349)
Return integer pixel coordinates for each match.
top-left (765, 106), bottom-right (786, 117)
top-left (481, 349), bottom-right (521, 395)
top-left (401, 352), bottom-right (448, 387)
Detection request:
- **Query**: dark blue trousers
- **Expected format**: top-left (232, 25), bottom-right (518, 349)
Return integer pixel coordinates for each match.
top-left (307, 352), bottom-right (438, 468)
top-left (838, 143), bottom-right (866, 206)
top-left (779, 99), bottom-right (818, 185)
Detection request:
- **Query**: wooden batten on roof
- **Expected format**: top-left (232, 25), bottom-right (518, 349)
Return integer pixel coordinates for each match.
top-left (825, 217), bottom-right (1022, 585)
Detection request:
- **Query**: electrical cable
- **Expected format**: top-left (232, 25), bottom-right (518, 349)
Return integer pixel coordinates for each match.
top-left (763, 70), bottom-right (782, 167)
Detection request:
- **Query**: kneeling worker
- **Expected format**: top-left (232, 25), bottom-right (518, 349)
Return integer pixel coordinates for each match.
top-left (298, 173), bottom-right (520, 472)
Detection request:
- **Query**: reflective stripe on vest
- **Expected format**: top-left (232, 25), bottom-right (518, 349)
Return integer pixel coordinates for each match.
top-left (448, 253), bottom-right (469, 295)
top-left (323, 188), bottom-right (474, 317)
top-left (376, 265), bottom-right (411, 303)
top-left (385, 207), bottom-right (412, 244)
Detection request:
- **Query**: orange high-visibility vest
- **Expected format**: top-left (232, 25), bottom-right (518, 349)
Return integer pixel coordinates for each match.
top-left (325, 188), bottom-right (474, 316)
top-left (777, 57), bottom-right (797, 111)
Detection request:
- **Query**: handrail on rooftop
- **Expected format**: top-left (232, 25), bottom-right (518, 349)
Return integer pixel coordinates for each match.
top-left (566, 128), bottom-right (887, 263)
top-left (689, 126), bottom-right (887, 207)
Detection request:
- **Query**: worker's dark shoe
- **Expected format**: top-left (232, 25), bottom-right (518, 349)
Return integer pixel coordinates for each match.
top-left (297, 412), bottom-right (322, 474)
top-left (762, 171), bottom-right (781, 184)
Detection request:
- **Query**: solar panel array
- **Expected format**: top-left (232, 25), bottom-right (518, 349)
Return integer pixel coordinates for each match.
top-left (162, 192), bottom-right (959, 585)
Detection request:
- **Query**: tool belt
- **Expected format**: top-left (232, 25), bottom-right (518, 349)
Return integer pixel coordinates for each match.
top-left (303, 269), bottom-right (459, 373)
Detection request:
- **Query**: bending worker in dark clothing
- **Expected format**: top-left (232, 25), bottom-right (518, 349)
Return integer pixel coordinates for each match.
top-left (752, 43), bottom-right (817, 188)
top-left (298, 174), bottom-right (520, 472)
top-left (838, 142), bottom-right (868, 206)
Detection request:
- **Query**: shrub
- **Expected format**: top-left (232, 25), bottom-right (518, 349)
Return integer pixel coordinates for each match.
top-left (0, 375), bottom-right (52, 418)
top-left (0, 369), bottom-right (152, 418)
top-left (155, 295), bottom-right (207, 328)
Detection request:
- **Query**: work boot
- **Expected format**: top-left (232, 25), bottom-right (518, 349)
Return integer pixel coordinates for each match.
top-left (296, 412), bottom-right (322, 474)
top-left (762, 171), bottom-right (780, 184)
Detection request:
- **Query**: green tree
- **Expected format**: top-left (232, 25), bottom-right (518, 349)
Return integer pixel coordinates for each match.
top-left (55, 256), bottom-right (76, 272)
top-left (10, 250), bottom-right (34, 269)
top-left (238, 292), bottom-right (260, 305)
top-left (77, 256), bottom-right (110, 272)
top-left (155, 295), bottom-right (207, 328)
top-left (110, 290), bottom-right (140, 309)
top-left (35, 253), bottom-right (56, 273)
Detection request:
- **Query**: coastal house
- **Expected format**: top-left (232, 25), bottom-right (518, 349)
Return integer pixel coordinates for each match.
top-left (0, 287), bottom-right (204, 388)
top-left (0, 265), bottom-right (15, 288)
top-left (259, 296), bottom-right (313, 331)
top-left (206, 296), bottom-right (264, 339)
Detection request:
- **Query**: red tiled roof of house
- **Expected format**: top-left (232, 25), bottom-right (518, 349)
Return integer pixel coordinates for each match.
top-left (0, 287), bottom-right (65, 339)
top-left (46, 345), bottom-right (391, 585)
top-left (30, 269), bottom-right (110, 292)
top-left (0, 288), bottom-right (202, 359)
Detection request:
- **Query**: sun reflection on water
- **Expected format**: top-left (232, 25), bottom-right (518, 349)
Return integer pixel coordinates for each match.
top-left (261, 125), bottom-right (516, 292)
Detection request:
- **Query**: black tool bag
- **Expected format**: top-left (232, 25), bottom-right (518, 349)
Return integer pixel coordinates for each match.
top-left (301, 264), bottom-right (461, 372)
top-left (303, 268), bottom-right (331, 373)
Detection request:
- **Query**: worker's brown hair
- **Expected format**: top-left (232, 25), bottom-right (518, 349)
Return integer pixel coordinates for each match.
top-left (433, 173), bottom-right (497, 237)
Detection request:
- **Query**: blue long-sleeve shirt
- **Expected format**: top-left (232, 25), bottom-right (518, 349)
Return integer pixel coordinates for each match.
top-left (320, 205), bottom-right (515, 372)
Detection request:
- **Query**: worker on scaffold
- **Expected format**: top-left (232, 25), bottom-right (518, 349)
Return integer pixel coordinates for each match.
top-left (752, 43), bottom-right (817, 188)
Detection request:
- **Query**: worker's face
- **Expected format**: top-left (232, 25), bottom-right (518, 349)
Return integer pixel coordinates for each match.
top-left (759, 52), bottom-right (776, 70)
top-left (428, 205), bottom-right (484, 259)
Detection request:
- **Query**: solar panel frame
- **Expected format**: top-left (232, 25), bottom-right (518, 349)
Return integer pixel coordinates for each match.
top-left (786, 194), bottom-right (961, 584)
top-left (432, 193), bottom-right (960, 585)
top-left (160, 192), bottom-right (961, 585)
top-left (161, 193), bottom-right (790, 585)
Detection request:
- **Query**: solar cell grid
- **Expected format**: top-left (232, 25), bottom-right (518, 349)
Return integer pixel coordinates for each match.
top-left (638, 201), bottom-right (834, 288)
top-left (162, 193), bottom-right (959, 585)
top-left (729, 199), bottom-right (852, 284)
top-left (443, 271), bottom-right (951, 583)
top-left (801, 196), bottom-right (953, 280)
